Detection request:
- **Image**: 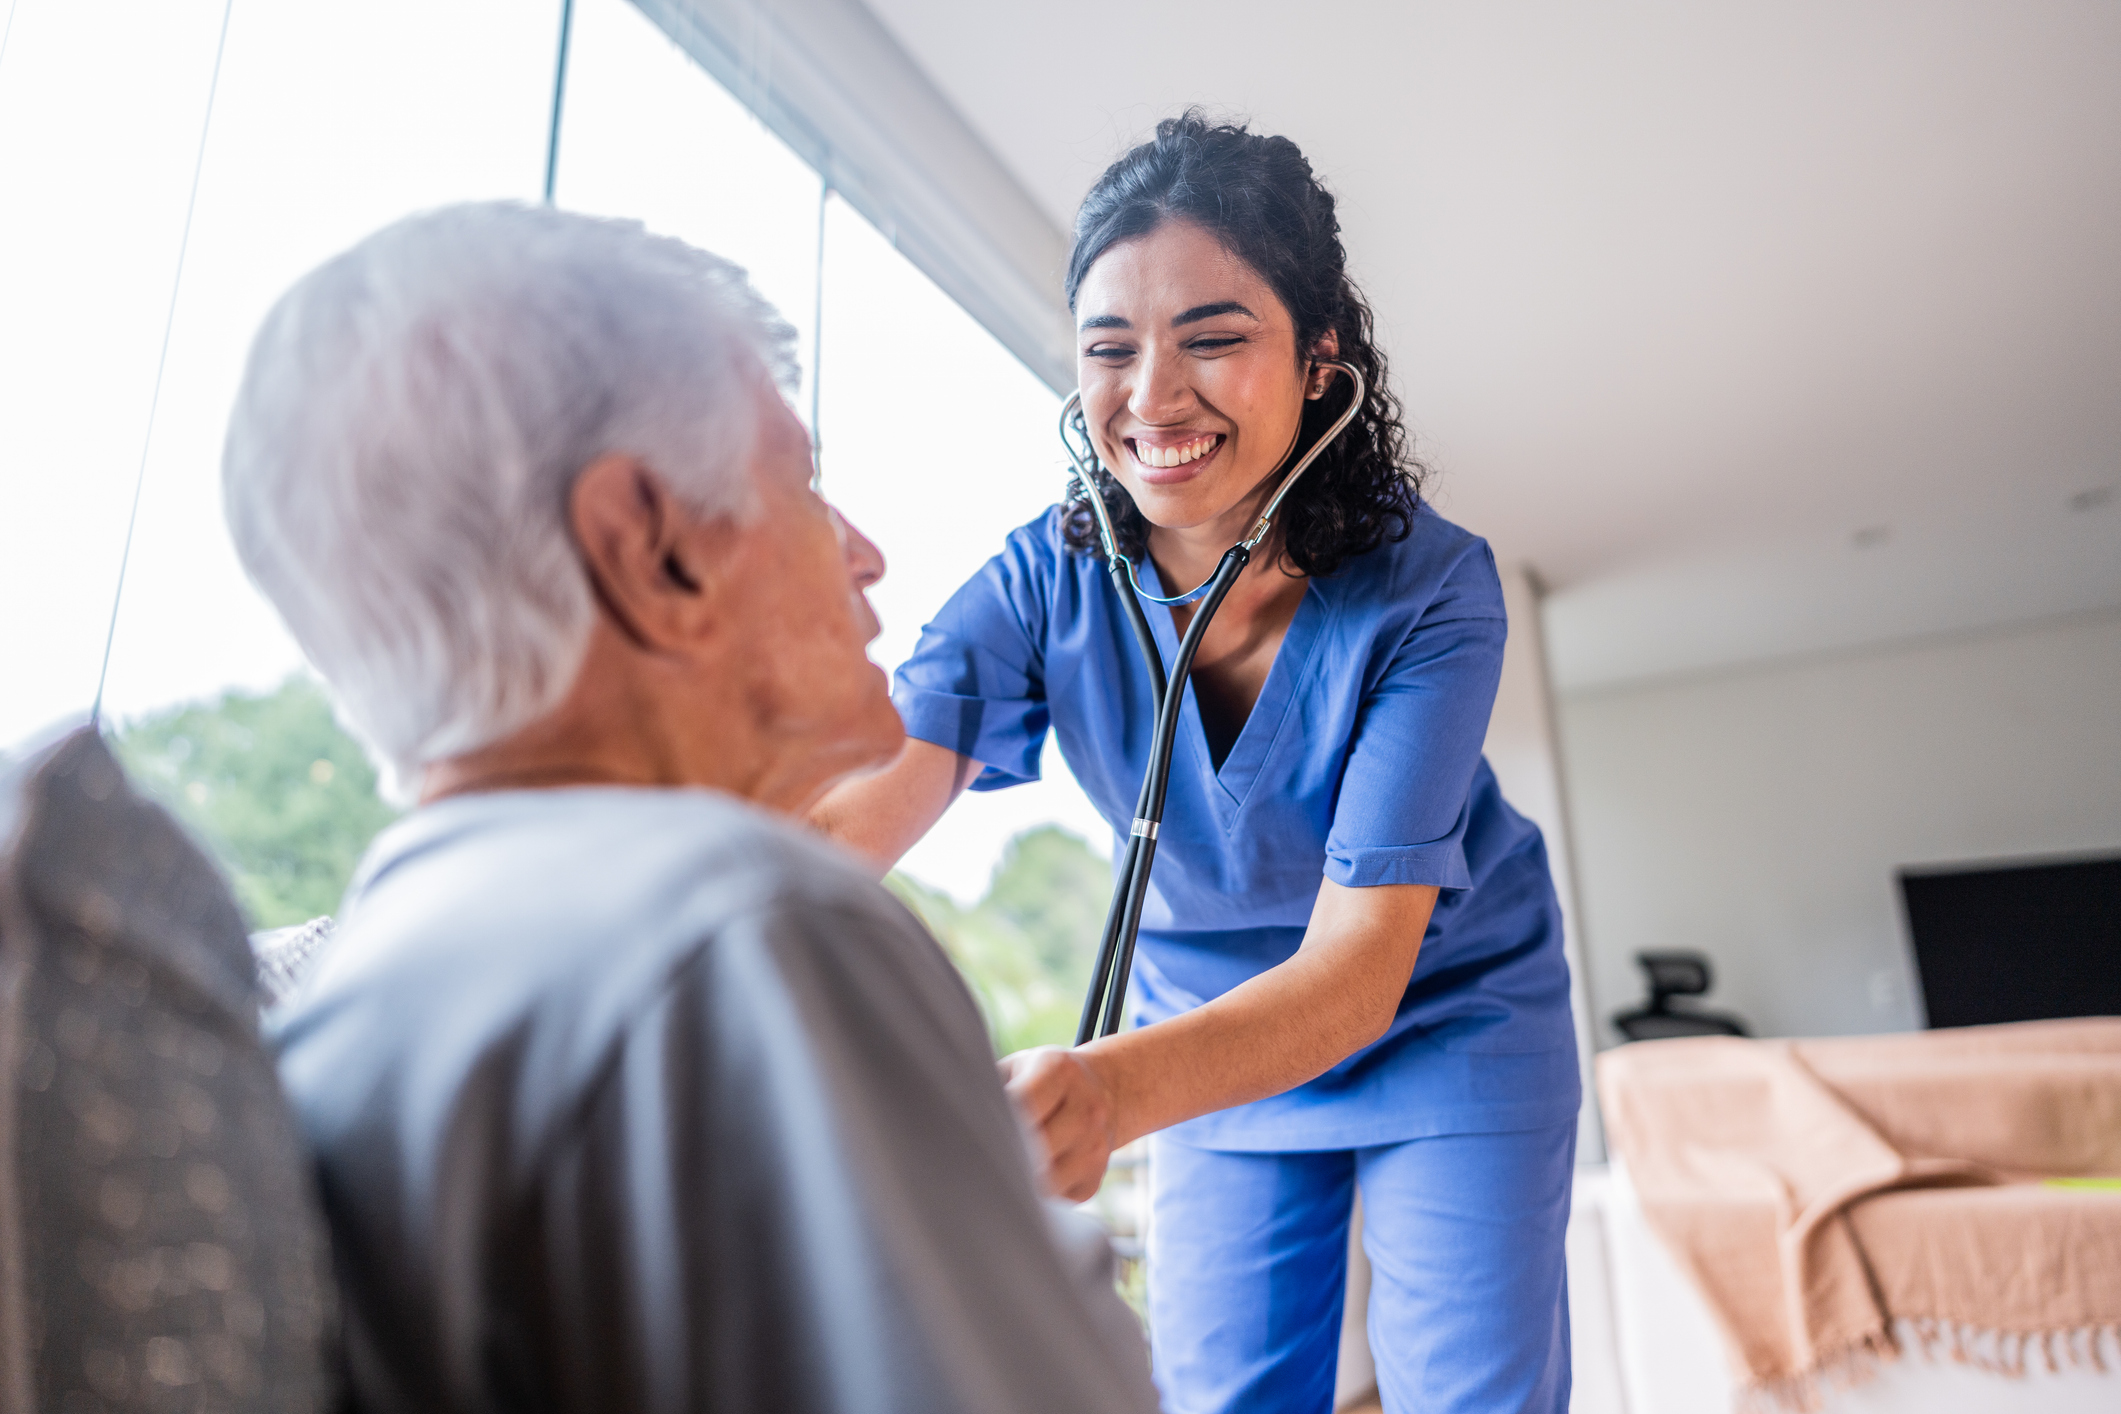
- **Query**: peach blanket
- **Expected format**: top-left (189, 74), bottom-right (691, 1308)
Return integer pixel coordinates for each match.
top-left (1596, 1018), bottom-right (2121, 1405)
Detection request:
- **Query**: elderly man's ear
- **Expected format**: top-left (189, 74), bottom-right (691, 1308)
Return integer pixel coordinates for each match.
top-left (568, 454), bottom-right (729, 650)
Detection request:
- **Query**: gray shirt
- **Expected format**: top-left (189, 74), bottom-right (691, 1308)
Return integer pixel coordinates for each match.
top-left (272, 787), bottom-right (1156, 1414)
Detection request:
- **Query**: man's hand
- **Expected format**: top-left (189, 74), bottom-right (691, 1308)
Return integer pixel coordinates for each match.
top-left (999, 1046), bottom-right (1118, 1203)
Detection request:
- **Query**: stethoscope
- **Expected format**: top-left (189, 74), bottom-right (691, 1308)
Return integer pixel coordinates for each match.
top-left (1060, 358), bottom-right (1368, 1044)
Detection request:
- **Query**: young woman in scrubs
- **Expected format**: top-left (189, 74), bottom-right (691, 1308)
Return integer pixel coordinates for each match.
top-left (812, 114), bottom-right (1580, 1414)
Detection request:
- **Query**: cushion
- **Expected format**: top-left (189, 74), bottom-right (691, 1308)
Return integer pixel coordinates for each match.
top-left (0, 726), bottom-right (336, 1412)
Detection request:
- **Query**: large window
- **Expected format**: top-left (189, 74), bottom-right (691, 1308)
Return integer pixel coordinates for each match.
top-left (1, 0), bottom-right (1140, 1297)
top-left (0, 0), bottom-right (560, 746)
top-left (1, 0), bottom-right (562, 927)
top-left (0, 0), bottom-right (1111, 1002)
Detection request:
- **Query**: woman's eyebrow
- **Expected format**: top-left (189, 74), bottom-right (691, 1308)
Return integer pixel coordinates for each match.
top-left (1173, 301), bottom-right (1256, 326)
top-left (1078, 301), bottom-right (1257, 333)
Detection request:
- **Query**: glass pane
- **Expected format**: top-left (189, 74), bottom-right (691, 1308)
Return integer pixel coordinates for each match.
top-left (552, 4), bottom-right (1111, 916)
top-left (817, 195), bottom-right (1109, 892)
top-left (0, 0), bottom-right (562, 926)
top-left (552, 0), bottom-right (823, 419)
top-left (814, 204), bottom-right (1142, 1272)
top-left (95, 0), bottom-right (560, 730)
top-left (0, 0), bottom-right (248, 747)
top-left (817, 196), bottom-right (1122, 1053)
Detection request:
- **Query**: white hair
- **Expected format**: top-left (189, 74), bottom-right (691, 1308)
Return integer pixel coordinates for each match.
top-left (224, 201), bottom-right (798, 802)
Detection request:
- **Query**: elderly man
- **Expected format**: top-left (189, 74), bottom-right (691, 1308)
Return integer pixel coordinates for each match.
top-left (225, 203), bottom-right (1156, 1414)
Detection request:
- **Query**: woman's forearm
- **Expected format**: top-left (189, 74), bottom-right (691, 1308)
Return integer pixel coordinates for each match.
top-left (806, 737), bottom-right (980, 875)
top-left (1086, 880), bottom-right (1436, 1143)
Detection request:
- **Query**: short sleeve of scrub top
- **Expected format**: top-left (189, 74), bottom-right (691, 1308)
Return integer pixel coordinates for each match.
top-left (894, 506), bottom-right (1581, 1151)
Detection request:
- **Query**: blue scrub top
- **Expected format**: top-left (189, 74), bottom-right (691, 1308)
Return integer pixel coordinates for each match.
top-left (893, 505), bottom-right (1580, 1150)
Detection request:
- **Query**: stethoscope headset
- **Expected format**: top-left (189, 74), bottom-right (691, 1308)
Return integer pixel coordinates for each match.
top-left (1059, 358), bottom-right (1367, 1044)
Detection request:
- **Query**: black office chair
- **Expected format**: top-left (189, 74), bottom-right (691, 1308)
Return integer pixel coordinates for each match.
top-left (1611, 950), bottom-right (1750, 1042)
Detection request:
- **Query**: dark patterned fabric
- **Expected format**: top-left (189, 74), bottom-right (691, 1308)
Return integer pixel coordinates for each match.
top-left (0, 727), bottom-right (336, 1414)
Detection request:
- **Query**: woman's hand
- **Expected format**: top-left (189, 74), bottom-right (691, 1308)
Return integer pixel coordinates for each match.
top-left (1000, 881), bottom-right (1436, 1199)
top-left (1036, 880), bottom-right (1437, 1153)
top-left (999, 1045), bottom-right (1119, 1202)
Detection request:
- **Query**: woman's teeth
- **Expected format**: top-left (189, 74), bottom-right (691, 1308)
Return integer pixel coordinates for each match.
top-left (1136, 435), bottom-right (1217, 469)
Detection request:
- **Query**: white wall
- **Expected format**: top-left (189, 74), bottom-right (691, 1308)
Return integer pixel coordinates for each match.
top-left (1555, 608), bottom-right (2121, 1044)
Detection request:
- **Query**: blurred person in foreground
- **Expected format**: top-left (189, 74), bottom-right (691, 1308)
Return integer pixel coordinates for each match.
top-left (223, 201), bottom-right (1156, 1414)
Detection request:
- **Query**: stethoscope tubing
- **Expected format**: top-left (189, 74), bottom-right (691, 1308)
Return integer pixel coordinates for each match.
top-left (1077, 543), bottom-right (1250, 1042)
top-left (1062, 361), bottom-right (1367, 1044)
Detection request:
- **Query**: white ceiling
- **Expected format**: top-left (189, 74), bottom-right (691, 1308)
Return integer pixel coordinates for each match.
top-left (860, 0), bottom-right (2121, 690)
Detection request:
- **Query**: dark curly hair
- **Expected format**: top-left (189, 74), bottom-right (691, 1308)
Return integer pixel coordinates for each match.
top-left (1061, 111), bottom-right (1425, 577)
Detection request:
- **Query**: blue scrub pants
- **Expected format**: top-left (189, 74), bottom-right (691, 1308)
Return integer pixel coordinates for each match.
top-left (1146, 1121), bottom-right (1575, 1414)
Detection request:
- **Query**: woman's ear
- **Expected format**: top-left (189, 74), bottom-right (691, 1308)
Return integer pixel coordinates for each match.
top-left (1305, 330), bottom-right (1343, 399)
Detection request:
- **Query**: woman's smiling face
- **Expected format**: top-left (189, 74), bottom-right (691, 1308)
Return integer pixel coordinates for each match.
top-left (1075, 219), bottom-right (1323, 541)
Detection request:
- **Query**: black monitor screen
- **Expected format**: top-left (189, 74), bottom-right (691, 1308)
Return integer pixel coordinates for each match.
top-left (1899, 854), bottom-right (2121, 1029)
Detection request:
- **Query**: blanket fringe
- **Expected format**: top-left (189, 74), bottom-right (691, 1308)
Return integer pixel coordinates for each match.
top-left (1740, 1321), bottom-right (2121, 1411)
top-left (1736, 1328), bottom-right (1899, 1413)
top-left (1908, 1316), bottom-right (2121, 1378)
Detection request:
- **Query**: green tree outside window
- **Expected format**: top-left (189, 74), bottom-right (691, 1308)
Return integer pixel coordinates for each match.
top-left (113, 676), bottom-right (399, 929)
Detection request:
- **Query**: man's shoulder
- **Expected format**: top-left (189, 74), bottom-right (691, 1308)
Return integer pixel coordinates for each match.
top-left (275, 788), bottom-right (953, 1128)
top-left (350, 786), bottom-right (897, 931)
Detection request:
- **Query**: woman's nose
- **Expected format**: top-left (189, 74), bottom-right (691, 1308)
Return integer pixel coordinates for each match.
top-left (831, 506), bottom-right (886, 592)
top-left (1127, 346), bottom-right (1194, 424)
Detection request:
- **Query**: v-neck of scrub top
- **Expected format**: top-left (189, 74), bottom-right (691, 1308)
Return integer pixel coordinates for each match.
top-left (1142, 555), bottom-right (1333, 822)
